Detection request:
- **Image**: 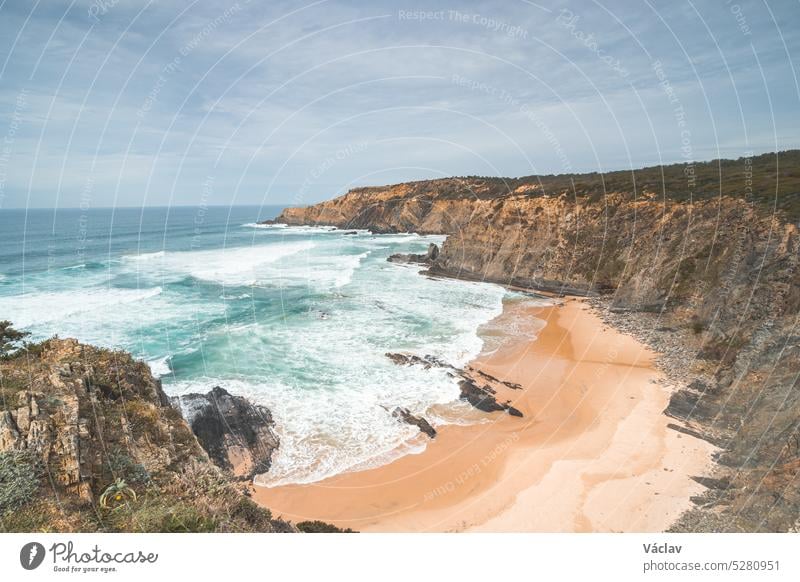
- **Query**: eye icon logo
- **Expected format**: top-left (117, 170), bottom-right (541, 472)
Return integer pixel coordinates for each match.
top-left (20, 542), bottom-right (46, 570)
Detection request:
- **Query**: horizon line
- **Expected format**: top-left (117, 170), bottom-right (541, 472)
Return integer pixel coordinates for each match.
top-left (0, 203), bottom-right (297, 211)
top-left (2, 147), bottom-right (796, 211)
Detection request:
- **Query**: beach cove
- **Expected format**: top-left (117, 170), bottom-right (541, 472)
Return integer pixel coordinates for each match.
top-left (252, 296), bottom-right (715, 532)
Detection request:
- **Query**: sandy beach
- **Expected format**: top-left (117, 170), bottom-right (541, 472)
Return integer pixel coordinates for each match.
top-left (252, 297), bottom-right (715, 532)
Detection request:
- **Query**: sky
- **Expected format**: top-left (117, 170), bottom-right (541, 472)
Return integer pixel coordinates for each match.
top-left (0, 0), bottom-right (798, 208)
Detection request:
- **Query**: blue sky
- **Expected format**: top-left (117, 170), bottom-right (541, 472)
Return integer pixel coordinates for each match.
top-left (0, 0), bottom-right (798, 208)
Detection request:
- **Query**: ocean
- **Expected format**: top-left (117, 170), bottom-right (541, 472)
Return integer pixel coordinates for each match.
top-left (0, 206), bottom-right (510, 486)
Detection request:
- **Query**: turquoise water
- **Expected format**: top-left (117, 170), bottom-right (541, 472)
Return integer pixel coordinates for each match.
top-left (0, 206), bottom-right (509, 485)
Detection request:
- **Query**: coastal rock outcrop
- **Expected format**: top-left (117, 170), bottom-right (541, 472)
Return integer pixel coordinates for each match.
top-left (0, 338), bottom-right (294, 533)
top-left (0, 339), bottom-right (198, 503)
top-left (392, 407), bottom-right (437, 439)
top-left (458, 379), bottom-right (523, 417)
top-left (385, 352), bottom-right (452, 369)
top-left (388, 243), bottom-right (440, 265)
top-left (280, 150), bottom-right (800, 532)
top-left (385, 352), bottom-right (524, 418)
top-left (175, 386), bottom-right (279, 479)
top-left (465, 365), bottom-right (522, 390)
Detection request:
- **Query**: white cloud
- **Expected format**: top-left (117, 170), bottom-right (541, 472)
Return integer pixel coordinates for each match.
top-left (0, 0), bottom-right (797, 207)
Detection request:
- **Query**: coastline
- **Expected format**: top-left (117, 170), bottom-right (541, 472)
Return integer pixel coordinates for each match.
top-left (252, 296), bottom-right (715, 532)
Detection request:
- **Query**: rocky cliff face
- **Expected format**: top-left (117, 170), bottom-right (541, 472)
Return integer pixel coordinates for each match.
top-left (0, 339), bottom-right (200, 500)
top-left (0, 338), bottom-right (293, 532)
top-left (278, 151), bottom-right (800, 532)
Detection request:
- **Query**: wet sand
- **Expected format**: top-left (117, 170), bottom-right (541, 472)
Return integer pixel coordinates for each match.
top-left (251, 297), bottom-right (714, 532)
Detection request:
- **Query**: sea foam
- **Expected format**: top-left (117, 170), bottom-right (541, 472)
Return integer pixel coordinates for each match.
top-left (123, 241), bottom-right (316, 286)
top-left (146, 355), bottom-right (172, 378)
top-left (165, 235), bottom-right (506, 487)
top-left (0, 287), bottom-right (163, 328)
top-left (0, 218), bottom-right (508, 488)
top-left (242, 222), bottom-right (288, 229)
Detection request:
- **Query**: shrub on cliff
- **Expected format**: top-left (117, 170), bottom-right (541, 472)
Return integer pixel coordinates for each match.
top-left (230, 496), bottom-right (273, 529)
top-left (0, 321), bottom-right (29, 359)
top-left (296, 520), bottom-right (356, 533)
top-left (104, 449), bottom-right (151, 486)
top-left (0, 451), bottom-right (41, 515)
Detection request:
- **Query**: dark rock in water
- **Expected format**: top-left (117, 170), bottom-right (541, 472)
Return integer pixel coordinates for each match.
top-left (458, 379), bottom-right (522, 417)
top-left (388, 243), bottom-right (440, 265)
top-left (385, 352), bottom-right (452, 369)
top-left (387, 353), bottom-right (522, 417)
top-left (343, 231), bottom-right (358, 235)
top-left (459, 380), bottom-right (500, 412)
top-left (386, 352), bottom-right (410, 365)
top-left (176, 386), bottom-right (279, 479)
top-left (258, 219), bottom-right (277, 225)
top-left (387, 253), bottom-right (422, 264)
top-left (392, 407), bottom-right (437, 438)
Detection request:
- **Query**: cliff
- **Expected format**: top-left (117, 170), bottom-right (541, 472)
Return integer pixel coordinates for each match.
top-left (277, 150), bottom-right (800, 532)
top-left (175, 386), bottom-right (279, 479)
top-left (0, 338), bottom-right (292, 532)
